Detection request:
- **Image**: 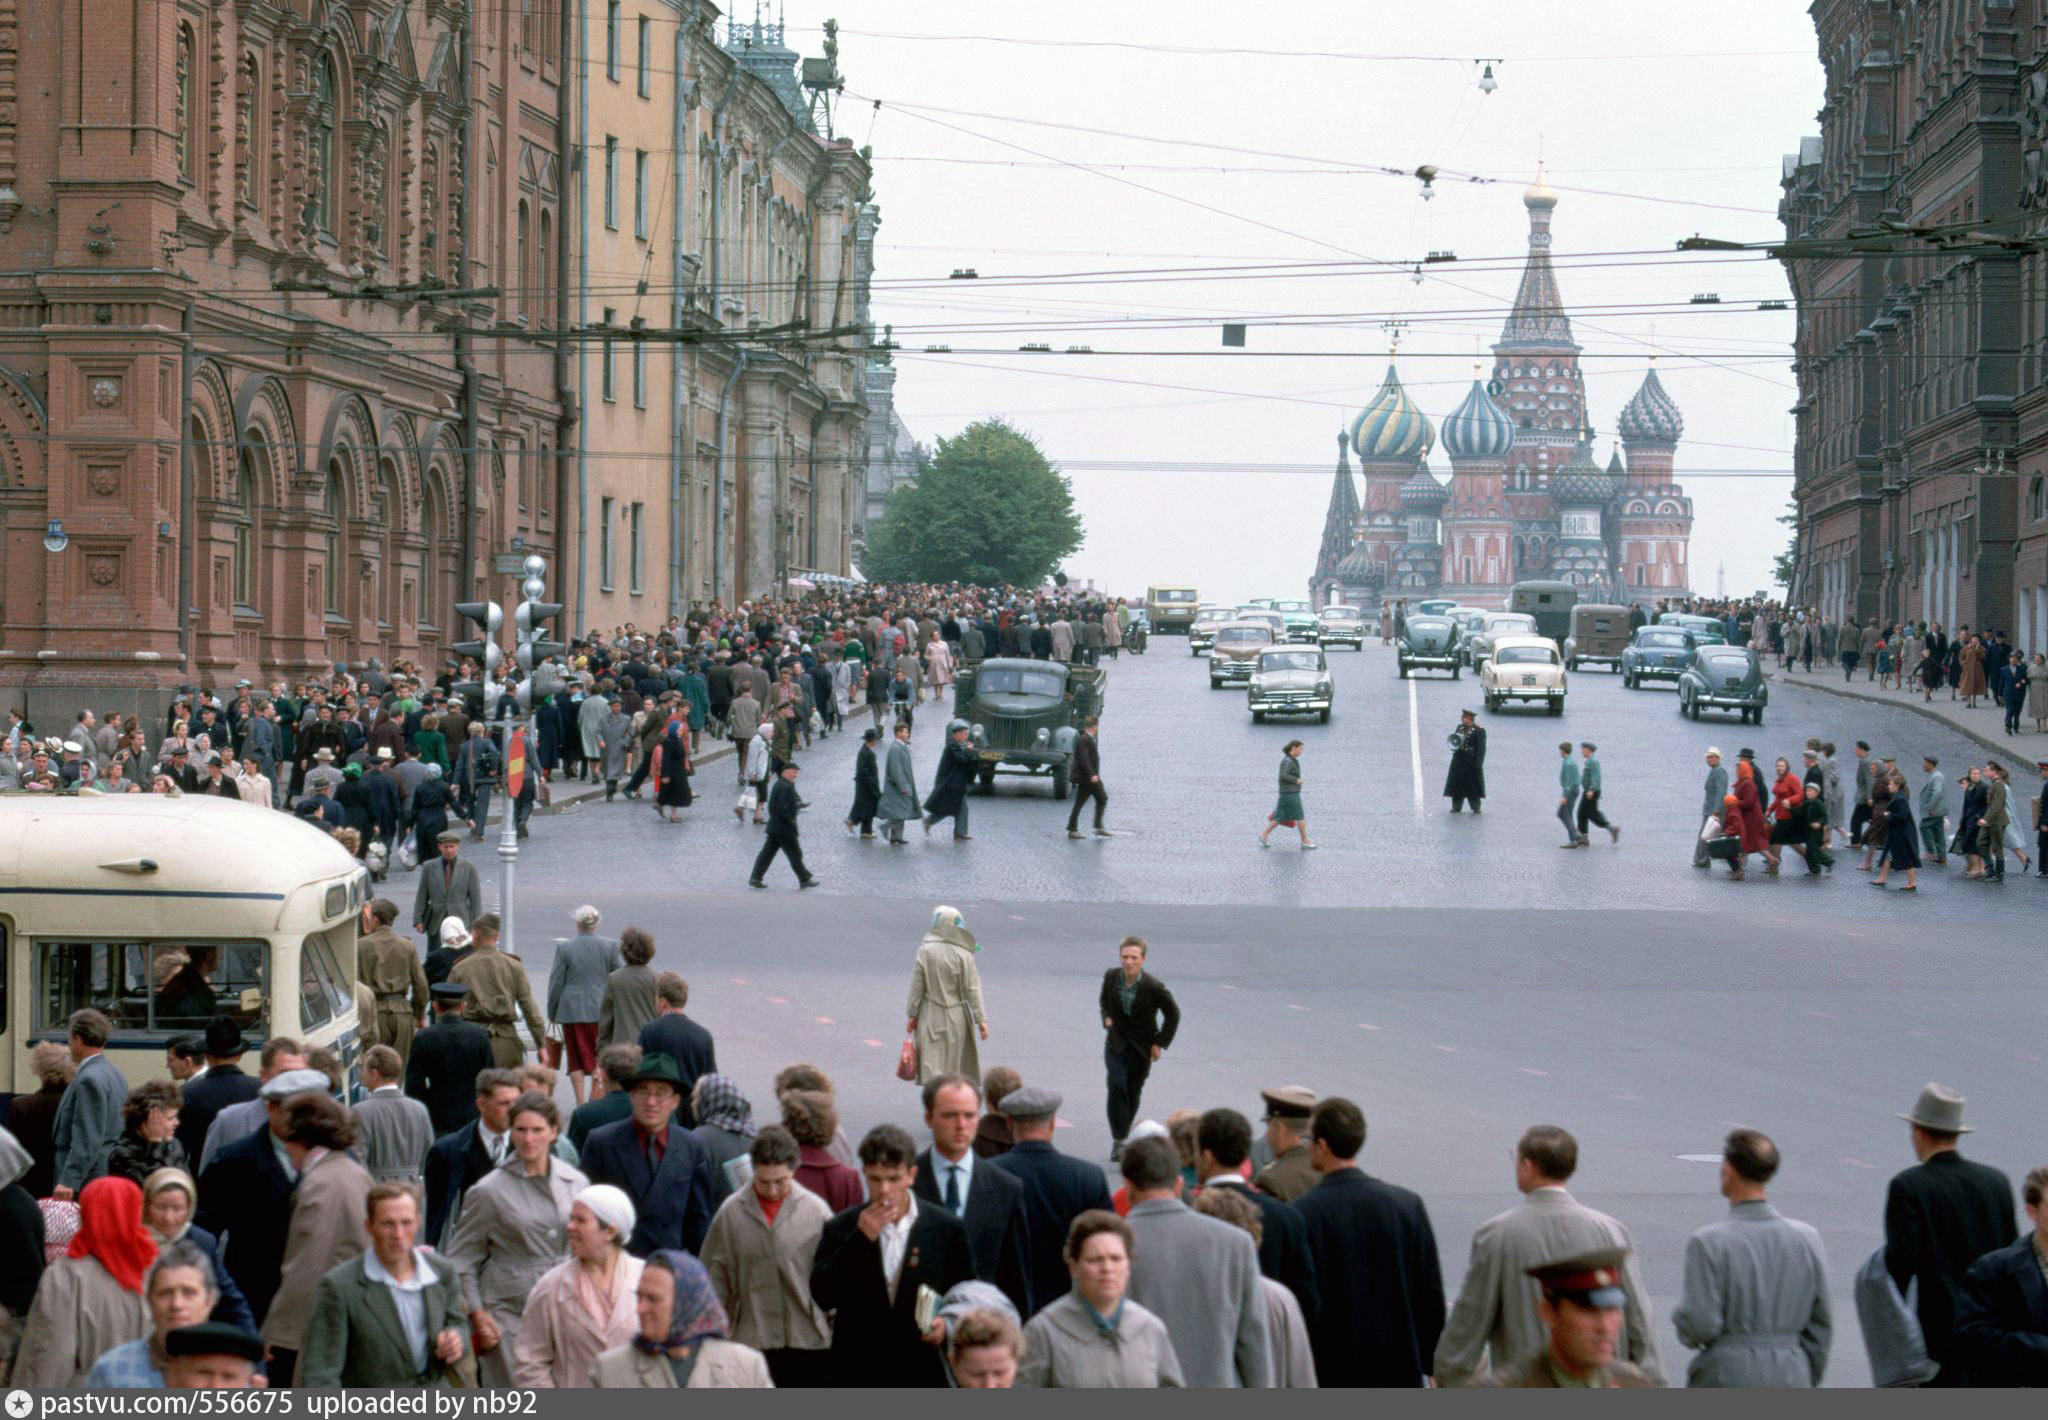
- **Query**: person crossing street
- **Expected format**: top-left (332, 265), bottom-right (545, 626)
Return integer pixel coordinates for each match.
top-left (1575, 743), bottom-right (1618, 846)
top-left (1694, 748), bottom-right (1728, 868)
top-left (750, 763), bottom-right (820, 890)
top-left (1099, 937), bottom-right (1179, 1163)
top-left (1556, 742), bottom-right (1584, 848)
top-left (1065, 715), bottom-right (1110, 839)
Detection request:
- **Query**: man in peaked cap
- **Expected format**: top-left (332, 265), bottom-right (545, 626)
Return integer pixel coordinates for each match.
top-left (403, 982), bottom-right (495, 1137)
top-left (989, 1084), bottom-right (1114, 1317)
top-left (1253, 1085), bottom-right (1319, 1203)
top-left (1488, 1246), bottom-right (1655, 1387)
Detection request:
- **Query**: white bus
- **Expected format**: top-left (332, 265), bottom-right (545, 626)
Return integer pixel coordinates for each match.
top-left (0, 793), bottom-right (370, 1095)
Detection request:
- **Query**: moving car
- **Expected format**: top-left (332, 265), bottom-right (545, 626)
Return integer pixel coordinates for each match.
top-left (1509, 581), bottom-right (1579, 643)
top-left (1481, 636), bottom-right (1567, 714)
top-left (1397, 615), bottom-right (1462, 678)
top-left (1317, 605), bottom-right (1365, 650)
top-left (1416, 598), bottom-right (1458, 617)
top-left (1209, 621), bottom-right (1276, 688)
top-left (1676, 645), bottom-right (1769, 723)
top-left (1445, 608), bottom-right (1489, 664)
top-left (1659, 612), bottom-right (1728, 645)
top-left (1467, 611), bottom-right (1539, 671)
top-left (1248, 646), bottom-right (1334, 723)
top-left (1271, 599), bottom-right (1319, 643)
top-left (952, 657), bottom-right (1107, 798)
top-left (1187, 604), bottom-right (1235, 654)
top-left (1233, 608), bottom-right (1287, 639)
top-left (1562, 604), bottom-right (1632, 672)
top-left (1619, 626), bottom-right (1698, 688)
top-left (1146, 585), bottom-right (1201, 634)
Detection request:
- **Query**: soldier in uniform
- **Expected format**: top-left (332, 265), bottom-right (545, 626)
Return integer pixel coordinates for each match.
top-left (448, 913), bottom-right (547, 1068)
top-left (356, 899), bottom-right (430, 1065)
top-left (1253, 1085), bottom-right (1319, 1202)
top-left (403, 983), bottom-right (496, 1136)
top-left (1491, 1247), bottom-right (1656, 1388)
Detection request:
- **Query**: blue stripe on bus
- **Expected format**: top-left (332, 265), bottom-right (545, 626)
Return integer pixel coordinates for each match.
top-left (0, 886), bottom-right (287, 901)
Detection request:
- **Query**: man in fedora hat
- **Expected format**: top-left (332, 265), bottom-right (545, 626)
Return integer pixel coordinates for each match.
top-left (579, 1052), bottom-right (717, 1256)
top-left (1882, 1083), bottom-right (2017, 1386)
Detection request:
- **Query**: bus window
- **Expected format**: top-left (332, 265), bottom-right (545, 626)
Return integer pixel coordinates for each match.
top-left (39, 940), bottom-right (267, 1037)
top-left (298, 932), bottom-right (353, 1032)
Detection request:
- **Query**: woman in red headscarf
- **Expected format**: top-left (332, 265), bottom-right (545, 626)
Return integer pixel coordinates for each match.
top-left (1731, 759), bottom-right (1772, 872)
top-left (14, 1175), bottom-right (154, 1387)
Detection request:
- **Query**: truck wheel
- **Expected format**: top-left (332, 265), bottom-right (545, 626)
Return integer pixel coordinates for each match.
top-left (1253, 710), bottom-right (1266, 724)
top-left (977, 764), bottom-right (996, 790)
top-left (1051, 765), bottom-right (1070, 800)
top-left (1317, 708), bottom-right (1330, 724)
top-left (1752, 706), bottom-right (1764, 726)
top-left (1398, 664), bottom-right (1408, 679)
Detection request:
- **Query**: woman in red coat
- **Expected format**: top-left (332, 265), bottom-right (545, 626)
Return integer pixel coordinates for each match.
top-left (1732, 759), bottom-right (1771, 871)
top-left (1767, 757), bottom-right (1805, 873)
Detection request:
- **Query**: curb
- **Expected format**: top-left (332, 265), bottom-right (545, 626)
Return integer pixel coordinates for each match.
top-left (1765, 668), bottom-right (2036, 765)
top-left (521, 742), bottom-right (740, 818)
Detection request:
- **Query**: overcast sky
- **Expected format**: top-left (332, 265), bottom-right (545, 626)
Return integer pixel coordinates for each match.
top-left (801, 0), bottom-right (1824, 602)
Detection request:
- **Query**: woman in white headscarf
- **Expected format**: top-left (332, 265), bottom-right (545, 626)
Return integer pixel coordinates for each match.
top-left (741, 722), bottom-right (773, 826)
top-left (905, 906), bottom-right (989, 1085)
top-left (510, 1184), bottom-right (643, 1388)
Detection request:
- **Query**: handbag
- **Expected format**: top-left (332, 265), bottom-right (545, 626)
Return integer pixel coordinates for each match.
top-left (738, 787), bottom-right (757, 814)
top-left (896, 1033), bottom-right (919, 1082)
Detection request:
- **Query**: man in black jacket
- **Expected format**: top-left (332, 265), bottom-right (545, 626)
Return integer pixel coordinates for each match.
top-left (847, 726), bottom-right (882, 837)
top-left (988, 1086), bottom-right (1112, 1316)
top-left (1196, 1106), bottom-right (1318, 1325)
top-left (1065, 715), bottom-right (1109, 839)
top-left (404, 984), bottom-right (496, 1136)
top-left (810, 1124), bottom-right (976, 1387)
top-left (749, 763), bottom-right (819, 889)
top-left (1884, 1084), bottom-right (2017, 1386)
top-left (421, 1068), bottom-right (523, 1248)
top-left (1099, 936), bottom-right (1179, 1160)
top-left (195, 1100), bottom-right (298, 1326)
top-left (1953, 1163), bottom-right (2048, 1386)
top-left (637, 972), bottom-right (716, 1129)
top-left (175, 1016), bottom-right (260, 1163)
top-left (911, 1075), bottom-right (1033, 1316)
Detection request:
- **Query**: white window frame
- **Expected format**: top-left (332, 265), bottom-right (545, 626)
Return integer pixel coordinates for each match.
top-left (603, 137), bottom-right (618, 229)
top-left (599, 495), bottom-right (615, 591)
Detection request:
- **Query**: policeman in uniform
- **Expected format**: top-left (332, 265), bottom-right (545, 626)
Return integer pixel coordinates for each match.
top-left (356, 898), bottom-right (430, 1065)
top-left (1493, 1246), bottom-right (1656, 1388)
top-left (1252, 1084), bottom-right (1319, 1202)
top-left (403, 982), bottom-right (496, 1136)
top-left (448, 916), bottom-right (547, 1068)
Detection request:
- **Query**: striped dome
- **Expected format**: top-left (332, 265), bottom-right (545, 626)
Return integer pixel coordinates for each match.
top-left (1440, 378), bottom-right (1516, 461)
top-left (1616, 365), bottom-right (1684, 443)
top-left (1348, 365), bottom-right (1434, 462)
top-left (1399, 466), bottom-right (1447, 511)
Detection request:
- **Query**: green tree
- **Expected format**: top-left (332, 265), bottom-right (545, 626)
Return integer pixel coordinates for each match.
top-left (1772, 499), bottom-right (1798, 590)
top-left (863, 418), bottom-right (1084, 586)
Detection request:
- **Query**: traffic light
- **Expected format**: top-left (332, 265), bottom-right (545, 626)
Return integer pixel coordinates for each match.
top-left (511, 559), bottom-right (565, 714)
top-left (451, 600), bottom-right (504, 711)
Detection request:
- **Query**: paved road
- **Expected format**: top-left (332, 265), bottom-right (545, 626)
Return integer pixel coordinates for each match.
top-left (383, 636), bottom-right (2045, 1386)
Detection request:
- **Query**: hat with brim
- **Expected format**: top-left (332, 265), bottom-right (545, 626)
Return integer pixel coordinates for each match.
top-left (375, 747), bottom-right (395, 761)
top-left (431, 981), bottom-right (470, 1002)
top-left (313, 748), bottom-right (333, 761)
top-left (437, 830), bottom-right (464, 844)
top-left (1260, 1084), bottom-right (1317, 1120)
top-left (1526, 1247), bottom-right (1632, 1309)
top-left (1898, 1082), bottom-right (1973, 1134)
top-left (623, 1052), bottom-right (687, 1091)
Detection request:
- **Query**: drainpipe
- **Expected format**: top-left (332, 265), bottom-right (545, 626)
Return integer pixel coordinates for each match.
top-left (559, 0), bottom-right (581, 632)
top-left (714, 351), bottom-right (748, 603)
top-left (706, 61), bottom-right (744, 604)
top-left (178, 303), bottom-right (196, 679)
top-left (805, 402), bottom-right (826, 572)
top-left (669, 1), bottom-right (703, 615)
top-left (456, 16), bottom-right (479, 602)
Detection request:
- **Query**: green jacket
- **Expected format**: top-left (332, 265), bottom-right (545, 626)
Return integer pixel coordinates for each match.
top-left (1580, 755), bottom-right (1602, 793)
top-left (1559, 758), bottom-right (1581, 793)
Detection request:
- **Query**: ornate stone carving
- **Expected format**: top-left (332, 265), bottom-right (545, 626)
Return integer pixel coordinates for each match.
top-left (88, 464), bottom-right (118, 496)
top-left (87, 553), bottom-right (119, 586)
top-left (89, 377), bottom-right (120, 407)
top-left (2020, 71), bottom-right (2048, 210)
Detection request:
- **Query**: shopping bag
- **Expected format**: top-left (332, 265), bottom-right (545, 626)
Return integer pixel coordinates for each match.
top-left (896, 1034), bottom-right (918, 1082)
top-left (738, 787), bottom-right (757, 814)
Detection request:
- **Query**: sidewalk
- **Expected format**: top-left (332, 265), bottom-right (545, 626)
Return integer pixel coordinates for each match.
top-left (1767, 664), bottom-right (2048, 770)
top-left (487, 740), bottom-right (739, 821)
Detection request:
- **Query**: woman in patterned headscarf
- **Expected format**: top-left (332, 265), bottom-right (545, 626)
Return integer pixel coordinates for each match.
top-left (588, 1250), bottom-right (772, 1387)
top-left (14, 1176), bottom-right (154, 1387)
top-left (690, 1075), bottom-right (756, 1204)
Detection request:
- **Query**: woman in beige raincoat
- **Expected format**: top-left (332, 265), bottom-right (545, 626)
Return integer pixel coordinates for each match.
top-left (906, 906), bottom-right (989, 1085)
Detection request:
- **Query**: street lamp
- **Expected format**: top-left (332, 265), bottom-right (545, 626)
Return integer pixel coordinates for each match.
top-left (1477, 61), bottom-right (1499, 94)
top-left (42, 519), bottom-right (67, 554)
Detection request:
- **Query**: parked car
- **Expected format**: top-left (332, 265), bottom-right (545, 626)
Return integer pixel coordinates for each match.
top-left (1562, 604), bottom-right (1632, 672)
top-left (1467, 611), bottom-right (1539, 670)
top-left (1397, 615), bottom-right (1462, 678)
top-left (1272, 599), bottom-right (1319, 643)
top-left (1676, 645), bottom-right (1769, 723)
top-left (1209, 621), bottom-right (1276, 688)
top-left (1316, 605), bottom-right (1365, 650)
top-left (1188, 604), bottom-right (1235, 654)
top-left (1481, 636), bottom-right (1567, 714)
top-left (1619, 626), bottom-right (1698, 688)
top-left (1249, 646), bottom-right (1334, 723)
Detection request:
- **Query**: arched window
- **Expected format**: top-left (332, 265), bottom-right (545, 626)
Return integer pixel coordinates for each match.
top-left (516, 200), bottom-right (530, 321)
top-left (175, 25), bottom-right (194, 181)
top-left (521, 0), bottom-right (537, 56)
top-left (310, 54), bottom-right (338, 235)
top-left (420, 482), bottom-right (441, 626)
top-left (323, 462), bottom-right (347, 616)
top-left (234, 438), bottom-right (262, 607)
top-left (377, 458), bottom-right (401, 624)
top-left (2030, 475), bottom-right (2046, 523)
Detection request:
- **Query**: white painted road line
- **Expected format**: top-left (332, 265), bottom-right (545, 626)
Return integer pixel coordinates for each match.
top-left (1408, 676), bottom-right (1424, 815)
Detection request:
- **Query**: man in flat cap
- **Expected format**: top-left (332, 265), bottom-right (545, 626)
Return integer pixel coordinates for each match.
top-left (988, 1085), bottom-right (1113, 1315)
top-left (413, 830), bottom-right (483, 946)
top-left (1489, 1246), bottom-right (1655, 1387)
top-left (162, 1323), bottom-right (267, 1388)
top-left (404, 983), bottom-right (496, 1137)
top-left (1253, 1085), bottom-right (1319, 1203)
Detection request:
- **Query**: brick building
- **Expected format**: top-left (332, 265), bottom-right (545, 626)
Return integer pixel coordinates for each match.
top-left (1780, 0), bottom-right (2048, 651)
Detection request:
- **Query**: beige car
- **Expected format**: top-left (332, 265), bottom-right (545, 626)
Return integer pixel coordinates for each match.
top-left (1481, 635), bottom-right (1567, 714)
top-left (1208, 620), bottom-right (1276, 689)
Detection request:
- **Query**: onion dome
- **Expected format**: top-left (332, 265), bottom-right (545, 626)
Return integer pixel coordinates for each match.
top-left (1440, 378), bottom-right (1516, 461)
top-left (1348, 365), bottom-right (1434, 462)
top-left (1616, 364), bottom-right (1684, 443)
top-left (1524, 164), bottom-right (1558, 211)
top-left (1399, 466), bottom-right (1447, 512)
top-left (1549, 439), bottom-right (1616, 507)
top-left (1336, 543), bottom-right (1379, 580)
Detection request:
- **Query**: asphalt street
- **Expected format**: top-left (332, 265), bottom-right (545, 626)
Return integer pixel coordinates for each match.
top-left (383, 635), bottom-right (2047, 1386)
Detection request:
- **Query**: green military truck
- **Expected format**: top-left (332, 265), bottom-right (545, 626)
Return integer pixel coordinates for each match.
top-left (951, 657), bottom-right (1107, 798)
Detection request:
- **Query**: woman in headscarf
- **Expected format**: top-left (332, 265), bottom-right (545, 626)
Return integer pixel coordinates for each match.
top-left (1730, 758), bottom-right (1770, 872)
top-left (511, 1184), bottom-right (644, 1388)
top-left (139, 1168), bottom-right (256, 1333)
top-left (742, 721), bottom-right (773, 826)
top-left (651, 715), bottom-right (693, 824)
top-left (689, 1075), bottom-right (756, 1205)
top-left (589, 1249), bottom-right (772, 1387)
top-left (446, 1093), bottom-right (590, 1388)
top-left (906, 906), bottom-right (989, 1086)
top-left (14, 1176), bottom-right (154, 1388)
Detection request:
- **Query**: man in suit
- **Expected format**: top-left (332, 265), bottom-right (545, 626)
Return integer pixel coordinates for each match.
top-left (568, 1044), bottom-right (640, 1155)
top-left (195, 1069), bottom-right (332, 1326)
top-left (299, 1183), bottom-right (473, 1386)
top-left (1099, 936), bottom-right (1179, 1161)
top-left (638, 972), bottom-right (717, 1129)
top-left (422, 1067), bottom-right (523, 1247)
top-left (579, 1052), bottom-right (717, 1256)
top-left (912, 1074), bottom-right (1032, 1316)
top-left (51, 1008), bottom-right (124, 1198)
top-left (198, 1039), bottom-right (310, 1173)
top-left (1196, 1107), bottom-right (1318, 1325)
top-left (810, 1124), bottom-right (977, 1387)
top-left (1435, 1124), bottom-right (1661, 1386)
top-left (1953, 1162), bottom-right (2048, 1385)
top-left (749, 762), bottom-right (820, 889)
top-left (175, 1016), bottom-right (260, 1164)
top-left (1065, 714), bottom-right (1109, 838)
top-left (404, 983), bottom-right (497, 1137)
top-left (1883, 1083), bottom-right (2017, 1386)
top-left (1293, 1096), bottom-right (1446, 1388)
top-left (988, 1086), bottom-right (1113, 1316)
top-left (1121, 1136), bottom-right (1272, 1387)
top-left (411, 832), bottom-right (483, 943)
top-left (352, 1046), bottom-right (435, 1186)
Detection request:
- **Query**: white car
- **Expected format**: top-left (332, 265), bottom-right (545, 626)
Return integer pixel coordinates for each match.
top-left (1248, 645), bottom-right (1334, 723)
top-left (1481, 636), bottom-right (1567, 714)
top-left (1467, 611), bottom-right (1539, 670)
top-left (1317, 605), bottom-right (1365, 649)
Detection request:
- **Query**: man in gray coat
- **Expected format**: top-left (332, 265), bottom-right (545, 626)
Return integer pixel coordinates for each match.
top-left (52, 1007), bottom-right (125, 1197)
top-left (548, 905), bottom-right (623, 1104)
top-left (351, 1046), bottom-right (434, 1185)
top-left (1917, 755), bottom-right (1949, 864)
top-left (1672, 1128), bottom-right (1831, 1387)
top-left (1119, 1136), bottom-right (1272, 1388)
top-left (1433, 1125), bottom-right (1662, 1386)
top-left (1694, 748), bottom-right (1729, 868)
top-left (877, 719), bottom-right (919, 845)
top-left (412, 833), bottom-right (484, 943)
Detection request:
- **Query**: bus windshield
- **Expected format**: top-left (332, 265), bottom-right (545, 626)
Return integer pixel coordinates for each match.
top-left (297, 931), bottom-right (355, 1031)
top-left (40, 939), bottom-right (269, 1036)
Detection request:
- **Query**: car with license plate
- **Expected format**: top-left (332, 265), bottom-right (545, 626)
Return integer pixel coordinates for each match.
top-left (1187, 604), bottom-right (1235, 654)
top-left (1270, 599), bottom-right (1319, 643)
top-left (1249, 646), bottom-right (1334, 723)
top-left (1562, 604), bottom-right (1632, 672)
top-left (1397, 615), bottom-right (1462, 678)
top-left (1676, 645), bottom-right (1768, 724)
top-left (951, 657), bottom-right (1106, 798)
top-left (1481, 636), bottom-right (1567, 713)
top-left (1209, 621), bottom-right (1276, 688)
top-left (1619, 625), bottom-right (1698, 688)
top-left (1316, 605), bottom-right (1365, 649)
top-left (1467, 611), bottom-right (1539, 671)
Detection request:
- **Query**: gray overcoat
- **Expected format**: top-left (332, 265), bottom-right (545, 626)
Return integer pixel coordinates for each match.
top-left (1123, 1198), bottom-right (1272, 1387)
top-left (878, 738), bottom-right (919, 821)
top-left (549, 932), bottom-right (623, 1025)
top-left (1672, 1198), bottom-right (1831, 1387)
